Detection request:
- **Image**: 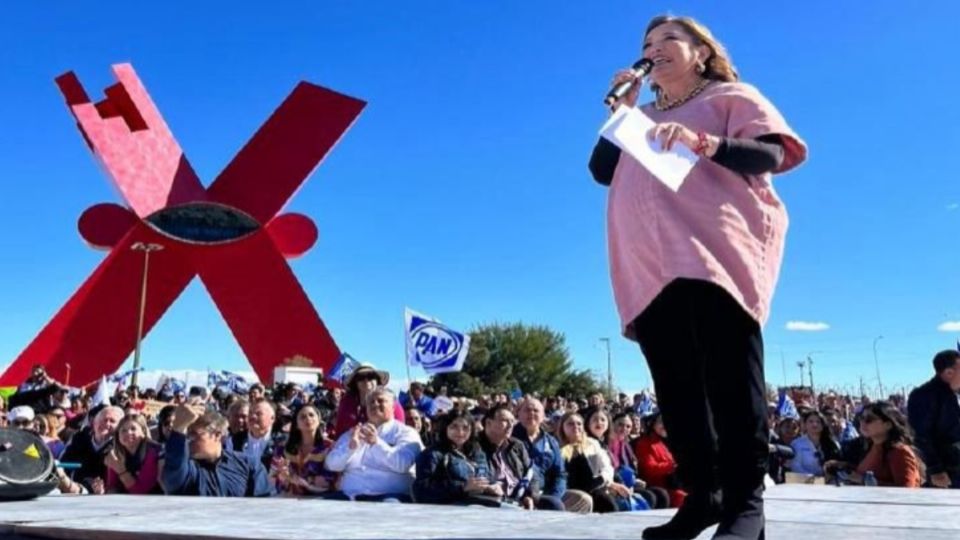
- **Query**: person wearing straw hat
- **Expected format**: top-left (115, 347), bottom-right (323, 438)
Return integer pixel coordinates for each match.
top-left (333, 364), bottom-right (405, 438)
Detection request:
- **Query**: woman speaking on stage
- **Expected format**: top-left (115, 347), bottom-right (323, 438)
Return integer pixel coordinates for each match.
top-left (589, 15), bottom-right (807, 540)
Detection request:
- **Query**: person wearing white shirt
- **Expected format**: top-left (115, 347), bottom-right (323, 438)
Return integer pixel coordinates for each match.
top-left (326, 388), bottom-right (423, 501)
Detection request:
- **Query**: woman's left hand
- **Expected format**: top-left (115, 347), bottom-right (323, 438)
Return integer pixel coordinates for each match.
top-left (648, 122), bottom-right (698, 152)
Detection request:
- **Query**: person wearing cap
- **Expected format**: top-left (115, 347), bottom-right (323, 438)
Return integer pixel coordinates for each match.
top-left (8, 405), bottom-right (36, 430)
top-left (333, 365), bottom-right (405, 438)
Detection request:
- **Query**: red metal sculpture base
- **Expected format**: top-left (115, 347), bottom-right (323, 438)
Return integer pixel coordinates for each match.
top-left (0, 64), bottom-right (365, 387)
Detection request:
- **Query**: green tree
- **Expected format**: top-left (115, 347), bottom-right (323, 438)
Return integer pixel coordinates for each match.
top-left (429, 322), bottom-right (606, 400)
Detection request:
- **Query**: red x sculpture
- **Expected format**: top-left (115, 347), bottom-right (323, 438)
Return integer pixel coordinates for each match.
top-left (0, 64), bottom-right (365, 387)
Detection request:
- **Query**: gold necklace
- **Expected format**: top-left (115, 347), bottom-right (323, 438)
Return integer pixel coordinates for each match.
top-left (655, 78), bottom-right (712, 111)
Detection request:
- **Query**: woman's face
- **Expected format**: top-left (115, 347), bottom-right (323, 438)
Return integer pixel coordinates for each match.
top-left (118, 420), bottom-right (145, 451)
top-left (562, 416), bottom-right (585, 443)
top-left (642, 22), bottom-right (708, 87)
top-left (355, 374), bottom-right (379, 396)
top-left (161, 415), bottom-right (174, 437)
top-left (653, 417), bottom-right (667, 438)
top-left (446, 417), bottom-right (471, 448)
top-left (588, 413), bottom-right (609, 439)
top-left (612, 416), bottom-right (633, 440)
top-left (630, 415), bottom-right (643, 437)
top-left (296, 407), bottom-right (321, 434)
top-left (804, 415), bottom-right (824, 437)
top-left (778, 419), bottom-right (800, 441)
top-left (858, 412), bottom-right (892, 440)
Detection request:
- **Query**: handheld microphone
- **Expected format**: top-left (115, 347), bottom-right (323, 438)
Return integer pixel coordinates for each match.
top-left (604, 58), bottom-right (654, 108)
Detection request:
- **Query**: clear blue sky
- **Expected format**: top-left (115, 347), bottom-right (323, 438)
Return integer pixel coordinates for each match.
top-left (1, 1), bottom-right (958, 396)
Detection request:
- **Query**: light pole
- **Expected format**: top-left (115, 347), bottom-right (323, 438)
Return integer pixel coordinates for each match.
top-left (805, 351), bottom-right (822, 394)
top-left (872, 335), bottom-right (884, 399)
top-left (131, 242), bottom-right (164, 388)
top-left (796, 360), bottom-right (806, 387)
top-left (599, 338), bottom-right (613, 398)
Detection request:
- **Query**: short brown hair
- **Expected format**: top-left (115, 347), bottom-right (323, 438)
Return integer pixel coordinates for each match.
top-left (189, 411), bottom-right (229, 437)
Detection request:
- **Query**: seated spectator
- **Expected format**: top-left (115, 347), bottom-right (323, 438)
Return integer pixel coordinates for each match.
top-left (35, 413), bottom-right (66, 459)
top-left (151, 405), bottom-right (177, 444)
top-left (633, 412), bottom-right (686, 508)
top-left (333, 365), bottom-right (405, 438)
top-left (824, 401), bottom-right (923, 487)
top-left (326, 388), bottom-right (423, 501)
top-left (776, 416), bottom-right (801, 445)
top-left (61, 405), bottom-right (124, 494)
top-left (271, 405), bottom-right (334, 496)
top-left (767, 425), bottom-right (795, 485)
top-left (162, 404), bottom-right (271, 497)
top-left (104, 414), bottom-right (164, 494)
top-left (513, 398), bottom-right (592, 513)
top-left (605, 411), bottom-right (666, 509)
top-left (823, 406), bottom-right (858, 443)
top-left (226, 399), bottom-right (250, 440)
top-left (400, 382), bottom-right (438, 418)
top-left (226, 399), bottom-right (283, 470)
top-left (557, 412), bottom-right (631, 513)
top-left (65, 397), bottom-right (86, 425)
top-left (8, 406), bottom-right (36, 432)
top-left (47, 406), bottom-right (68, 439)
top-left (479, 404), bottom-right (564, 511)
top-left (414, 408), bottom-right (501, 505)
top-left (789, 410), bottom-right (841, 476)
top-left (405, 406), bottom-right (435, 447)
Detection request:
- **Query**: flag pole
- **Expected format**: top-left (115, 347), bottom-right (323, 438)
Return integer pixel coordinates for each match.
top-left (404, 308), bottom-right (414, 385)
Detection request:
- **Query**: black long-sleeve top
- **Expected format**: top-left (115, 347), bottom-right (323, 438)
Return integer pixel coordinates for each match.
top-left (588, 134), bottom-right (786, 186)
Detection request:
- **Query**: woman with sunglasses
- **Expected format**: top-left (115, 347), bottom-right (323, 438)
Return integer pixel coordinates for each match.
top-left (824, 402), bottom-right (922, 487)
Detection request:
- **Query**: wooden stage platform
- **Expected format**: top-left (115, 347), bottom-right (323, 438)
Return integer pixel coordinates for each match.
top-left (0, 484), bottom-right (958, 539)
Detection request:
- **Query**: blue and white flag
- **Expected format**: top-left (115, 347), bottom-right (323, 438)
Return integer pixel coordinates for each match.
top-left (405, 308), bottom-right (471, 375)
top-left (107, 367), bottom-right (144, 387)
top-left (220, 370), bottom-right (250, 393)
top-left (329, 352), bottom-right (361, 384)
top-left (635, 392), bottom-right (656, 416)
top-left (777, 388), bottom-right (800, 419)
top-left (91, 376), bottom-right (111, 408)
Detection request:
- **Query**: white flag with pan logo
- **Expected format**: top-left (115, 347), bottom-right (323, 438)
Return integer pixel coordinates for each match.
top-left (405, 308), bottom-right (471, 375)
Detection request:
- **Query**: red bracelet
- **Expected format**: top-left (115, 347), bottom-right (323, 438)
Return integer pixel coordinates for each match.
top-left (694, 131), bottom-right (709, 155)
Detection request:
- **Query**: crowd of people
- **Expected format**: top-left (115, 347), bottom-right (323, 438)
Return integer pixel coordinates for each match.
top-left (2, 348), bottom-right (959, 512)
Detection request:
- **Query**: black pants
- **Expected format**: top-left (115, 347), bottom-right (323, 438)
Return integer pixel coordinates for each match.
top-left (633, 279), bottom-right (769, 506)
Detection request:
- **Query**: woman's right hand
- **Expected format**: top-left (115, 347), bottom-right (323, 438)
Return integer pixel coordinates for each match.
top-left (609, 482), bottom-right (632, 498)
top-left (464, 476), bottom-right (489, 494)
top-left (609, 68), bottom-right (643, 109)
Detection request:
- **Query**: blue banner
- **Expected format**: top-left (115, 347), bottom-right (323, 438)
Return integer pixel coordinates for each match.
top-left (329, 352), bottom-right (361, 384)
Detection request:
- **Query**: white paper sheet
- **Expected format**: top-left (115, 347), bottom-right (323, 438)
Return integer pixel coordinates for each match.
top-left (599, 105), bottom-right (699, 192)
